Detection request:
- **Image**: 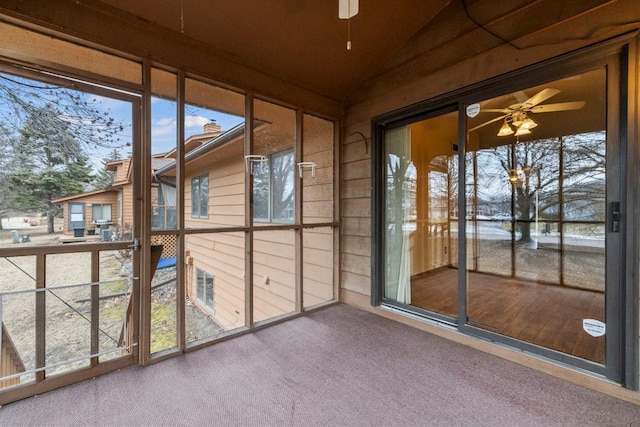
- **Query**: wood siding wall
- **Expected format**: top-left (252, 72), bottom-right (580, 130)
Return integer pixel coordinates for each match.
top-left (60, 193), bottom-right (118, 235)
top-left (186, 233), bottom-right (245, 331)
top-left (184, 158), bottom-right (245, 228)
top-left (253, 230), bottom-right (296, 322)
top-left (181, 117), bottom-right (336, 325)
top-left (303, 227), bottom-right (334, 308)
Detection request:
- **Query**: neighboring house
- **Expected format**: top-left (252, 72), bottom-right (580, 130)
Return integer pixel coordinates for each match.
top-left (54, 118), bottom-right (334, 333)
top-left (52, 187), bottom-right (119, 238)
top-left (53, 123), bottom-right (223, 237)
top-left (153, 118), bottom-right (333, 330)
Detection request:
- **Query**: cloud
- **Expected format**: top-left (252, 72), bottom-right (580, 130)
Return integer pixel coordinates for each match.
top-left (156, 117), bottom-right (175, 126)
top-left (185, 115), bottom-right (210, 129)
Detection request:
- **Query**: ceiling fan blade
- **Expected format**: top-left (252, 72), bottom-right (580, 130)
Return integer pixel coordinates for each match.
top-left (468, 115), bottom-right (507, 132)
top-left (522, 88), bottom-right (561, 108)
top-left (530, 101), bottom-right (586, 113)
top-left (513, 90), bottom-right (529, 103)
top-left (479, 108), bottom-right (509, 113)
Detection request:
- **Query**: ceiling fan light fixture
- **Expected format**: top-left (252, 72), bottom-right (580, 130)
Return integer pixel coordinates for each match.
top-left (520, 116), bottom-right (538, 130)
top-left (497, 121), bottom-right (514, 137)
top-left (514, 126), bottom-right (532, 136)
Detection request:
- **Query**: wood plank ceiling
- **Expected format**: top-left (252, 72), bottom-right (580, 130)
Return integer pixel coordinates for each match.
top-left (2, 0), bottom-right (620, 103)
top-left (91, 0), bottom-right (614, 101)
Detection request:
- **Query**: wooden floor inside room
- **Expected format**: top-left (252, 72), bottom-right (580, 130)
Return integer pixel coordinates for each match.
top-left (411, 268), bottom-right (605, 363)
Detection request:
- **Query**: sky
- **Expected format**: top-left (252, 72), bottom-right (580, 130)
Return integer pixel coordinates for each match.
top-left (92, 93), bottom-right (244, 163)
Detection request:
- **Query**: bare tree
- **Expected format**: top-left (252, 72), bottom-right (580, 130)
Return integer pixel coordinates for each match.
top-left (475, 132), bottom-right (606, 242)
top-left (0, 72), bottom-right (130, 233)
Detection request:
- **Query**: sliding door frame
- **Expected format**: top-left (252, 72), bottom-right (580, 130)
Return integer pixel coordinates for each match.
top-left (371, 34), bottom-right (638, 388)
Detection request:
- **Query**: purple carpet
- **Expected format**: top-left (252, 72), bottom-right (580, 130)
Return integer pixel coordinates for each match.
top-left (1, 304), bottom-right (639, 426)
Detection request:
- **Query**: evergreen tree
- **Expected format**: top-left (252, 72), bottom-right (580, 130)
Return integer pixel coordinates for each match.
top-left (0, 123), bottom-right (18, 230)
top-left (8, 104), bottom-right (94, 233)
top-left (93, 148), bottom-right (122, 190)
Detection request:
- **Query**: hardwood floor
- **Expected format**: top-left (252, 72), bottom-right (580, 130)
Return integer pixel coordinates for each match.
top-left (410, 268), bottom-right (605, 363)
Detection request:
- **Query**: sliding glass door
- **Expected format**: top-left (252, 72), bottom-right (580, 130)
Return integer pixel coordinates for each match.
top-left (465, 68), bottom-right (610, 366)
top-left (375, 47), bottom-right (629, 383)
top-left (383, 109), bottom-right (459, 320)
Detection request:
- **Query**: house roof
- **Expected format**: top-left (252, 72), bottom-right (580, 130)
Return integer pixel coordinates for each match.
top-left (154, 122), bottom-right (246, 178)
top-left (52, 188), bottom-right (118, 204)
top-left (152, 158), bottom-right (175, 170)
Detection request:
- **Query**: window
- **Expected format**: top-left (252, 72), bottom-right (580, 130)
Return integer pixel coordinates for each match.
top-left (253, 149), bottom-right (294, 223)
top-left (152, 182), bottom-right (176, 230)
top-left (191, 174), bottom-right (209, 218)
top-left (195, 268), bottom-right (214, 311)
top-left (91, 204), bottom-right (112, 222)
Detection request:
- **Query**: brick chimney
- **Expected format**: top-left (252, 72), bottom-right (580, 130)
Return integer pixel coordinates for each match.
top-left (204, 120), bottom-right (222, 136)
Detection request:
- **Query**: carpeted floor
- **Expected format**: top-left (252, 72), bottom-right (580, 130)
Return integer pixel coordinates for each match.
top-left (1, 304), bottom-right (639, 426)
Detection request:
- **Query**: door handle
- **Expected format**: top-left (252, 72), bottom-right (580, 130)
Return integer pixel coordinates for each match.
top-left (611, 202), bottom-right (620, 233)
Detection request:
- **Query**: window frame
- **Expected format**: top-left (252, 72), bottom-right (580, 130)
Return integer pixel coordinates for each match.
top-left (195, 267), bottom-right (215, 312)
top-left (253, 148), bottom-right (295, 224)
top-left (191, 174), bottom-right (209, 219)
top-left (91, 203), bottom-right (112, 222)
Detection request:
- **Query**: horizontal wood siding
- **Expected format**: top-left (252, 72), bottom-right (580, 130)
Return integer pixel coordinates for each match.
top-left (121, 186), bottom-right (134, 231)
top-left (303, 115), bottom-right (333, 224)
top-left (185, 232), bottom-right (245, 331)
top-left (185, 158), bottom-right (245, 229)
top-left (253, 230), bottom-right (295, 322)
top-left (340, 123), bottom-right (372, 298)
top-left (303, 227), bottom-right (333, 308)
top-left (60, 193), bottom-right (118, 235)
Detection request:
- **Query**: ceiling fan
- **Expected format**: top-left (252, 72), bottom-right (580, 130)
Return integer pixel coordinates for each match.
top-left (469, 88), bottom-right (586, 137)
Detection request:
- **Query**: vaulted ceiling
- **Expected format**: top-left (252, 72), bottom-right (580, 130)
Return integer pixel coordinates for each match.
top-left (0, 0), bottom-right (625, 107)
top-left (92, 0), bottom-right (617, 102)
top-left (96, 0), bottom-right (452, 100)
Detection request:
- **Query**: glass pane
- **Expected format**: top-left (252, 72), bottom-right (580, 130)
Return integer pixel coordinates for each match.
top-left (200, 176), bottom-right (209, 217)
top-left (271, 149), bottom-right (295, 222)
top-left (150, 235), bottom-right (178, 354)
top-left (253, 99), bottom-right (296, 225)
top-left (384, 110), bottom-right (459, 319)
top-left (151, 68), bottom-right (178, 231)
top-left (205, 275), bottom-right (215, 310)
top-left (98, 250), bottom-right (131, 364)
top-left (185, 232), bottom-right (245, 344)
top-left (183, 78), bottom-right (245, 230)
top-left (149, 69), bottom-right (178, 355)
top-left (0, 256), bottom-right (39, 387)
top-left (196, 270), bottom-right (205, 301)
top-left (253, 230), bottom-right (296, 323)
top-left (0, 69), bottom-right (133, 242)
top-left (302, 115), bottom-right (334, 224)
top-left (465, 68), bottom-right (606, 363)
top-left (253, 161), bottom-right (270, 221)
top-left (0, 250), bottom-right (133, 387)
top-left (303, 227), bottom-right (334, 309)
